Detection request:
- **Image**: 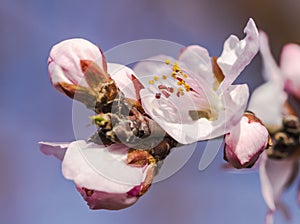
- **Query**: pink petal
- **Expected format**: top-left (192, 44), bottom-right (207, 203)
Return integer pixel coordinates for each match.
top-left (62, 140), bottom-right (148, 194)
top-left (280, 43), bottom-right (300, 99)
top-left (48, 38), bottom-right (104, 91)
top-left (248, 82), bottom-right (287, 132)
top-left (217, 18), bottom-right (259, 93)
top-left (259, 31), bottom-right (283, 86)
top-left (140, 84), bottom-right (249, 144)
top-left (178, 45), bottom-right (215, 88)
top-left (224, 113), bottom-right (269, 169)
top-left (39, 142), bottom-right (69, 161)
top-left (259, 152), bottom-right (295, 211)
top-left (76, 186), bottom-right (138, 210)
top-left (108, 63), bottom-right (137, 100)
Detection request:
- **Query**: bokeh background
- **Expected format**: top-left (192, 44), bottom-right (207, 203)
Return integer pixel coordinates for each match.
top-left (1, 0), bottom-right (300, 223)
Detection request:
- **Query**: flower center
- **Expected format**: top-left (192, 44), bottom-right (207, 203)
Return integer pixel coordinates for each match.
top-left (147, 59), bottom-right (197, 99)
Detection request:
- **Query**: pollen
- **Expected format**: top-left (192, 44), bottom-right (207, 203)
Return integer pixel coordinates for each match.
top-left (177, 87), bottom-right (184, 97)
top-left (182, 73), bottom-right (188, 78)
top-left (162, 74), bottom-right (167, 79)
top-left (165, 59), bottom-right (170, 65)
top-left (171, 72), bottom-right (177, 79)
top-left (173, 62), bottom-right (181, 72)
top-left (148, 80), bottom-right (154, 85)
top-left (177, 81), bottom-right (183, 86)
top-left (184, 84), bottom-right (191, 92)
top-left (154, 75), bottom-right (159, 81)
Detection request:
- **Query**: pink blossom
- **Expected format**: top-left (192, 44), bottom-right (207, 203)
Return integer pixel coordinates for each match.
top-left (133, 19), bottom-right (259, 144)
top-left (39, 141), bottom-right (155, 210)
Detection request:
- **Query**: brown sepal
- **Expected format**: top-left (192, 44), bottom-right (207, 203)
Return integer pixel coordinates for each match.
top-left (212, 56), bottom-right (225, 84)
top-left (139, 164), bottom-right (155, 196)
top-left (131, 74), bottom-right (144, 104)
top-left (57, 81), bottom-right (97, 108)
top-left (98, 47), bottom-right (108, 73)
top-left (80, 60), bottom-right (110, 90)
top-left (127, 150), bottom-right (155, 167)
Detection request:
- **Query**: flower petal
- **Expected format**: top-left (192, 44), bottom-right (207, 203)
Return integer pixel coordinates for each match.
top-left (76, 186), bottom-right (138, 210)
top-left (48, 38), bottom-right (104, 92)
top-left (224, 113), bottom-right (270, 169)
top-left (39, 142), bottom-right (69, 161)
top-left (280, 43), bottom-right (300, 99)
top-left (140, 84), bottom-right (248, 144)
top-left (178, 45), bottom-right (215, 88)
top-left (62, 140), bottom-right (148, 194)
top-left (259, 31), bottom-right (283, 86)
top-left (108, 63), bottom-right (137, 100)
top-left (248, 82), bottom-right (287, 132)
top-left (217, 18), bottom-right (259, 93)
top-left (259, 152), bottom-right (296, 211)
top-left (133, 55), bottom-right (177, 87)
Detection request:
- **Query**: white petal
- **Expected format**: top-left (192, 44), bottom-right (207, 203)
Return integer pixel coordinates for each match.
top-left (108, 63), bottom-right (137, 100)
top-left (39, 141), bottom-right (69, 161)
top-left (217, 18), bottom-right (259, 93)
top-left (62, 140), bottom-right (147, 193)
top-left (259, 31), bottom-right (283, 86)
top-left (248, 82), bottom-right (287, 132)
top-left (140, 84), bottom-right (248, 144)
top-left (133, 55), bottom-right (177, 87)
top-left (178, 45), bottom-right (215, 88)
top-left (259, 152), bottom-right (295, 211)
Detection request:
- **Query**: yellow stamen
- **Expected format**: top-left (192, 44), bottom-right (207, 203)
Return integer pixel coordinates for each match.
top-left (171, 72), bottom-right (177, 79)
top-left (162, 74), bottom-right (167, 80)
top-left (173, 62), bottom-right (180, 72)
top-left (148, 80), bottom-right (154, 85)
top-left (184, 84), bottom-right (191, 92)
top-left (154, 75), bottom-right (159, 81)
top-left (182, 73), bottom-right (188, 78)
top-left (165, 59), bottom-right (170, 65)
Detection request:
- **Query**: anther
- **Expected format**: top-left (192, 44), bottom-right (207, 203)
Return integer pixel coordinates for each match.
top-left (161, 90), bottom-right (170, 98)
top-left (158, 85), bottom-right (167, 90)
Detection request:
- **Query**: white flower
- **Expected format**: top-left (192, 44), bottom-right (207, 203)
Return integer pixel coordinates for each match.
top-left (133, 19), bottom-right (259, 144)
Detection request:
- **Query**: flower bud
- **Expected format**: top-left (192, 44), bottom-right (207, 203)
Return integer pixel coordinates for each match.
top-left (48, 38), bottom-right (105, 94)
top-left (224, 112), bottom-right (271, 169)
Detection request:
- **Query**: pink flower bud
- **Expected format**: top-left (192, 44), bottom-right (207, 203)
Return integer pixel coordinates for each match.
top-left (48, 38), bottom-right (105, 94)
top-left (224, 112), bottom-right (271, 169)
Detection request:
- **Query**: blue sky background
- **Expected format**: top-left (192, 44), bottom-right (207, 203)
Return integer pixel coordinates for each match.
top-left (1, 0), bottom-right (300, 223)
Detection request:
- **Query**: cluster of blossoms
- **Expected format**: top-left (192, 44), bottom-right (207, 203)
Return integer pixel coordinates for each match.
top-left (40, 18), bottom-right (300, 223)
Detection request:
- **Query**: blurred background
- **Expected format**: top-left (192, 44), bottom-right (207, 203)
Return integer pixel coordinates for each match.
top-left (1, 0), bottom-right (300, 223)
